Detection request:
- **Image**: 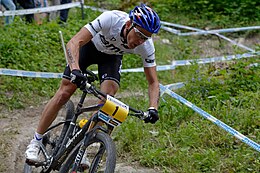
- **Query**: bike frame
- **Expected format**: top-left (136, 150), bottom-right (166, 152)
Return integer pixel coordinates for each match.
top-left (45, 87), bottom-right (104, 171)
top-left (28, 80), bottom-right (146, 172)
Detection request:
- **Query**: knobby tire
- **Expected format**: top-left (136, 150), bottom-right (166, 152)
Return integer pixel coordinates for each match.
top-left (59, 131), bottom-right (116, 173)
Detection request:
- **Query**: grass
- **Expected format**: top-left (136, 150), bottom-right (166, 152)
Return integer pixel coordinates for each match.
top-left (115, 57), bottom-right (260, 172)
top-left (0, 2), bottom-right (260, 173)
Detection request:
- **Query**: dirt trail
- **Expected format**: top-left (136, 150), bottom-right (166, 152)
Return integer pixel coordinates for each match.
top-left (0, 94), bottom-right (160, 173)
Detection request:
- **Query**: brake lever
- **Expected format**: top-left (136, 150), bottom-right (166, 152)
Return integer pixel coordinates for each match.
top-left (141, 111), bottom-right (149, 120)
top-left (131, 111), bottom-right (148, 120)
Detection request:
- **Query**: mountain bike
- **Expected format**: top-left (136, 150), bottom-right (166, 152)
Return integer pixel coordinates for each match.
top-left (23, 69), bottom-right (148, 173)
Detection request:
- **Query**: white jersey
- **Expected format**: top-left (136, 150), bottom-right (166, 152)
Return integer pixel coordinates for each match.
top-left (85, 10), bottom-right (156, 67)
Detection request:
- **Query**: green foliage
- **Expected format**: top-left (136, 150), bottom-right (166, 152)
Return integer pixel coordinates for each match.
top-left (184, 60), bottom-right (260, 102)
top-left (150, 0), bottom-right (260, 24)
top-left (0, 8), bottom-right (100, 110)
top-left (0, 21), bottom-right (63, 70)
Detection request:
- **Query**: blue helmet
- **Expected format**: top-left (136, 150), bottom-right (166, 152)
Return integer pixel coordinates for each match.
top-left (129, 3), bottom-right (161, 34)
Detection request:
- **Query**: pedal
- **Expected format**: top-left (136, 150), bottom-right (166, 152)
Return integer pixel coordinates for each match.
top-left (77, 165), bottom-right (88, 172)
top-left (25, 159), bottom-right (46, 167)
top-left (25, 159), bottom-right (37, 166)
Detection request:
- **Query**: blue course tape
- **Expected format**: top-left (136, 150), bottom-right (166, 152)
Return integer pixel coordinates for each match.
top-left (179, 26), bottom-right (260, 36)
top-left (0, 64), bottom-right (176, 78)
top-left (0, 69), bottom-right (63, 78)
top-left (161, 23), bottom-right (260, 35)
top-left (0, 2), bottom-right (81, 16)
top-left (1, 51), bottom-right (258, 78)
top-left (121, 64), bottom-right (176, 73)
top-left (165, 82), bottom-right (185, 90)
top-left (159, 84), bottom-right (260, 152)
top-left (160, 82), bottom-right (185, 102)
top-left (172, 51), bottom-right (260, 67)
top-left (161, 24), bottom-right (256, 52)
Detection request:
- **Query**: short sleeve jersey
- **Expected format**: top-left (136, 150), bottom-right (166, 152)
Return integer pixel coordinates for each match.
top-left (84, 10), bottom-right (156, 67)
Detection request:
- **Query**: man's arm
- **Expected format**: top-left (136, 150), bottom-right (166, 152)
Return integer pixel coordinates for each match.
top-left (66, 27), bottom-right (93, 70)
top-left (144, 66), bottom-right (159, 110)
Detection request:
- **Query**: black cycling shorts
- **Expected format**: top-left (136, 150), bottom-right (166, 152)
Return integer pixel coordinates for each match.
top-left (63, 41), bottom-right (123, 85)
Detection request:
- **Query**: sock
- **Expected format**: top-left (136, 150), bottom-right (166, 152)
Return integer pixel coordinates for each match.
top-left (34, 132), bottom-right (43, 142)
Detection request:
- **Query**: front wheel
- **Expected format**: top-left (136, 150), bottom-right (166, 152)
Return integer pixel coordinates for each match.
top-left (60, 132), bottom-right (116, 173)
top-left (23, 100), bottom-right (75, 173)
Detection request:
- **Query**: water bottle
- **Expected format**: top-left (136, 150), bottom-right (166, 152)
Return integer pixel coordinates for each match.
top-left (79, 118), bottom-right (88, 128)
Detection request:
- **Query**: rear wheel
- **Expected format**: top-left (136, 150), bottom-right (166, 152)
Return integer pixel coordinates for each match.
top-left (23, 100), bottom-right (75, 173)
top-left (59, 132), bottom-right (116, 173)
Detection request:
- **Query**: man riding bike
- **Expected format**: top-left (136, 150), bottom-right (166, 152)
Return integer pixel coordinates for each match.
top-left (25, 3), bottom-right (161, 166)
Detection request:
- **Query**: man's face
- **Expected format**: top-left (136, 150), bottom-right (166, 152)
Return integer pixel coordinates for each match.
top-left (126, 23), bottom-right (152, 49)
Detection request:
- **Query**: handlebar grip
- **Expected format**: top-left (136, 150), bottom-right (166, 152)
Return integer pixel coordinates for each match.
top-left (129, 107), bottom-right (140, 113)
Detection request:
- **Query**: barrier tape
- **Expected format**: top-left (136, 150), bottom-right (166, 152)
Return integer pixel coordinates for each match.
top-left (165, 82), bottom-right (185, 90)
top-left (0, 3), bottom-right (109, 17)
top-left (179, 26), bottom-right (260, 36)
top-left (0, 68), bottom-right (63, 78)
top-left (1, 51), bottom-right (259, 78)
top-left (161, 22), bottom-right (260, 35)
top-left (172, 51), bottom-right (260, 67)
top-left (161, 25), bottom-right (255, 52)
top-left (159, 84), bottom-right (260, 152)
top-left (0, 2), bottom-right (81, 16)
top-left (0, 64), bottom-right (175, 78)
top-left (161, 21), bottom-right (207, 31)
top-left (160, 82), bottom-right (185, 97)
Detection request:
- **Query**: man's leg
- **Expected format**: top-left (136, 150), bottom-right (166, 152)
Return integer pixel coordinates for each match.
top-left (37, 78), bottom-right (77, 134)
top-left (25, 78), bottom-right (77, 162)
top-left (100, 80), bottom-right (119, 96)
top-left (49, 0), bottom-right (60, 21)
top-left (2, 0), bottom-right (16, 25)
top-left (60, 0), bottom-right (72, 23)
top-left (16, 0), bottom-right (35, 23)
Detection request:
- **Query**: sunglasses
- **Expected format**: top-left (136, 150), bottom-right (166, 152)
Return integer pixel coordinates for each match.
top-left (132, 24), bottom-right (151, 41)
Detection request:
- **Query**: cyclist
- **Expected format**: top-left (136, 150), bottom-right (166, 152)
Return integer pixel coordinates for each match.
top-left (25, 3), bottom-right (161, 163)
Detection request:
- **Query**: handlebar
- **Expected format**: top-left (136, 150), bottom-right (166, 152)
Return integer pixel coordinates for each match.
top-left (82, 79), bottom-right (148, 121)
top-left (129, 111), bottom-right (148, 120)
